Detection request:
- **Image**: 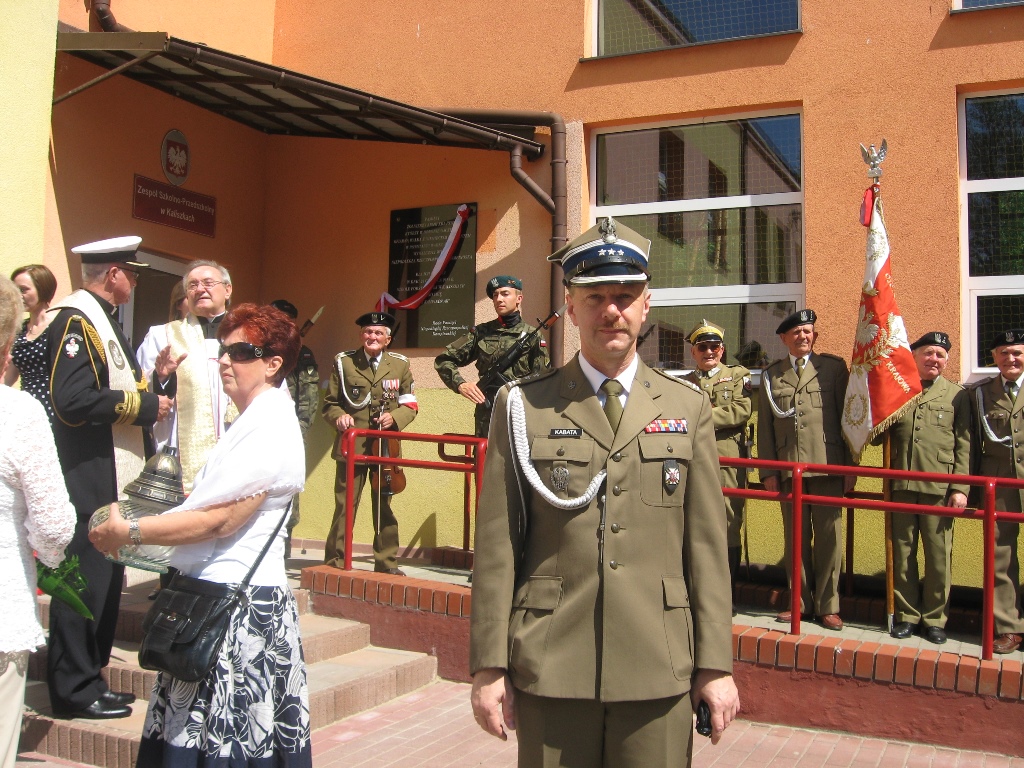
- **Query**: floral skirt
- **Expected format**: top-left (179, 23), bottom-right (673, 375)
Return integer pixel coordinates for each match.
top-left (136, 585), bottom-right (312, 768)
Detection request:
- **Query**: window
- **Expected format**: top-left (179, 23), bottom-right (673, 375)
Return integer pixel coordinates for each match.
top-left (596, 0), bottom-right (800, 57)
top-left (592, 113), bottom-right (803, 374)
top-left (960, 91), bottom-right (1024, 372)
top-left (952, 0), bottom-right (1024, 11)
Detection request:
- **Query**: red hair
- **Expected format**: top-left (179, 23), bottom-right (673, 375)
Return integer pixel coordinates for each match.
top-left (218, 303), bottom-right (300, 385)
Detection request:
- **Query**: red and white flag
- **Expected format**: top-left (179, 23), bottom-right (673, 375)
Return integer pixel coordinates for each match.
top-left (841, 187), bottom-right (922, 460)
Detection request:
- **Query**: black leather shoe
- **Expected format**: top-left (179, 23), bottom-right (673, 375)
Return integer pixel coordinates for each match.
top-left (101, 690), bottom-right (136, 707)
top-left (890, 621), bottom-right (915, 639)
top-left (54, 698), bottom-right (131, 720)
top-left (922, 626), bottom-right (947, 645)
top-left (373, 565), bottom-right (407, 576)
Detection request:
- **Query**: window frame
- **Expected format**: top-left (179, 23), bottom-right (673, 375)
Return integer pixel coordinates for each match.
top-left (958, 87), bottom-right (1024, 383)
top-left (950, 0), bottom-right (1024, 13)
top-left (589, 108), bottom-right (805, 379)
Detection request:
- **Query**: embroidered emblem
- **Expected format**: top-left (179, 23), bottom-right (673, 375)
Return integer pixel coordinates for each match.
top-left (743, 376), bottom-right (753, 392)
top-left (644, 419), bottom-right (688, 434)
top-left (568, 380), bottom-right (577, 389)
top-left (550, 466), bottom-right (570, 492)
top-left (663, 459), bottom-right (680, 493)
top-left (108, 340), bottom-right (125, 370)
top-left (64, 336), bottom-right (81, 358)
top-left (550, 428), bottom-right (582, 438)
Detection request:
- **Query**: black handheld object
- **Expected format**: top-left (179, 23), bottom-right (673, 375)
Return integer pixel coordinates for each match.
top-left (695, 700), bottom-right (712, 737)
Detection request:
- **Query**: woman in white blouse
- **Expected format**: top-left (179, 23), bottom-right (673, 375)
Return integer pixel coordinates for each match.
top-left (0, 276), bottom-right (75, 768)
top-left (90, 303), bottom-right (311, 767)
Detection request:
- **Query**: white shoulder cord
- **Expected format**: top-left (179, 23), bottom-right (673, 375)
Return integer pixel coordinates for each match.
top-left (508, 385), bottom-right (606, 510)
top-left (976, 385), bottom-right (1012, 446)
top-left (763, 372), bottom-right (796, 419)
top-left (336, 354), bottom-right (371, 410)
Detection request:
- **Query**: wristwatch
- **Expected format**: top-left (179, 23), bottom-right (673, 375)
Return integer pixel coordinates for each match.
top-left (128, 518), bottom-right (142, 546)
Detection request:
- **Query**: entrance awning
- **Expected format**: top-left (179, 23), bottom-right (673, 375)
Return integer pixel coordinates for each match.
top-left (54, 28), bottom-right (545, 160)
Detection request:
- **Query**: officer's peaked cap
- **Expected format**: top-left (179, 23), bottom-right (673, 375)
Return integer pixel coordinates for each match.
top-left (548, 217), bottom-right (651, 287)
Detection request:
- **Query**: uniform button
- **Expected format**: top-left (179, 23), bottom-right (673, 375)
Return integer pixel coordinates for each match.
top-left (915, 426), bottom-right (921, 431)
top-left (556, 448), bottom-right (565, 456)
top-left (600, 495), bottom-right (606, 504)
top-left (613, 452), bottom-right (622, 462)
top-left (667, 446), bottom-right (673, 453)
top-left (611, 523), bottom-right (620, 533)
top-left (613, 485), bottom-right (622, 496)
top-left (914, 438), bottom-right (920, 443)
top-left (609, 560), bottom-right (619, 569)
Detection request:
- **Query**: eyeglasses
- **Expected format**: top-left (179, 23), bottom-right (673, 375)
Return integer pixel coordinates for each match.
top-left (111, 266), bottom-right (139, 281)
top-left (186, 279), bottom-right (225, 293)
top-left (218, 342), bottom-right (267, 362)
top-left (695, 342), bottom-right (722, 352)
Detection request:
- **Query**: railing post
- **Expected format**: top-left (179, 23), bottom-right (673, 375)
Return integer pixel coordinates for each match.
top-left (791, 466), bottom-right (804, 635)
top-left (462, 442), bottom-right (472, 552)
top-left (982, 479), bottom-right (997, 661)
top-left (343, 429), bottom-right (357, 572)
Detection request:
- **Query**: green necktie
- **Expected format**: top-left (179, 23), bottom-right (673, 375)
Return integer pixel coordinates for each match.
top-left (601, 379), bottom-right (624, 433)
top-left (795, 357), bottom-right (805, 375)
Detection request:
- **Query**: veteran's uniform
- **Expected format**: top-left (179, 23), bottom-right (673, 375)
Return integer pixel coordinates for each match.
top-left (887, 374), bottom-right (970, 629)
top-left (970, 373), bottom-right (1024, 638)
top-left (322, 347), bottom-right (416, 570)
top-left (435, 315), bottom-right (549, 436)
top-left (44, 238), bottom-right (161, 716)
top-left (758, 351), bottom-right (852, 617)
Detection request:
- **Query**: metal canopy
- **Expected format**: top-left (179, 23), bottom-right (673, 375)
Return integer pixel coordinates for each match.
top-left (55, 30), bottom-right (545, 159)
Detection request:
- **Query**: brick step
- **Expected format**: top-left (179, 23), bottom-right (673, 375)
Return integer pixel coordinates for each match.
top-left (20, 639), bottom-right (436, 767)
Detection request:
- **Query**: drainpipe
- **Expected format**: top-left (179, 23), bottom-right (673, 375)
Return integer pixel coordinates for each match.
top-left (438, 109), bottom-right (568, 364)
top-left (89, 0), bottom-right (132, 32)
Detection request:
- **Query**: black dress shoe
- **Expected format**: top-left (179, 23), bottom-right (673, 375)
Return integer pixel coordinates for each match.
top-left (101, 690), bottom-right (136, 707)
top-left (54, 698), bottom-right (131, 720)
top-left (373, 565), bottom-right (407, 576)
top-left (922, 626), bottom-right (947, 645)
top-left (890, 621), bottom-right (915, 639)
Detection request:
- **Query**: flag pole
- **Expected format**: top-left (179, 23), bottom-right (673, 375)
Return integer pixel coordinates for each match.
top-left (884, 432), bottom-right (895, 634)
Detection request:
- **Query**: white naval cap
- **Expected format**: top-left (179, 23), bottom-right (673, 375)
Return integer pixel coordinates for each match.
top-left (71, 236), bottom-right (148, 267)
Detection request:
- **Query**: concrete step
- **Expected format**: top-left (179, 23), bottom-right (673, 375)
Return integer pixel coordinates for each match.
top-left (20, 636), bottom-right (436, 767)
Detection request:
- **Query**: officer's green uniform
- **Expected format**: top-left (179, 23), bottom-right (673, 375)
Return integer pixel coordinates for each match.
top-left (434, 314), bottom-right (549, 436)
top-left (683, 364), bottom-right (752, 549)
top-left (284, 344), bottom-right (319, 533)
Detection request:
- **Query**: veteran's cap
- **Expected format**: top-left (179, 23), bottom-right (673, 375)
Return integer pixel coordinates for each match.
top-left (548, 217), bottom-right (651, 286)
top-left (776, 309), bottom-right (817, 335)
top-left (910, 331), bottom-right (951, 351)
top-left (270, 299), bottom-right (299, 319)
top-left (355, 311), bottom-right (397, 331)
top-left (71, 236), bottom-right (147, 267)
top-left (990, 329), bottom-right (1024, 350)
top-left (486, 275), bottom-right (523, 298)
top-left (686, 319), bottom-right (724, 345)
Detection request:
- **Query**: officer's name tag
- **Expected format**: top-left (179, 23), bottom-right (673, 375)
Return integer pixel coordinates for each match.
top-left (644, 419), bottom-right (688, 434)
top-left (550, 428), bottom-right (583, 438)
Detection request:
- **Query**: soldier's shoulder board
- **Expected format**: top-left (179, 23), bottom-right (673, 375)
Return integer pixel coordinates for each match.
top-left (336, 350), bottom-right (357, 360)
top-left (653, 367), bottom-right (701, 392)
top-left (387, 351), bottom-right (409, 362)
top-left (512, 367), bottom-right (559, 389)
top-left (817, 352), bottom-right (847, 365)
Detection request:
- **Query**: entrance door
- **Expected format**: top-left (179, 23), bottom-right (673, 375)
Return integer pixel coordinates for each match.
top-left (120, 251), bottom-right (188, 351)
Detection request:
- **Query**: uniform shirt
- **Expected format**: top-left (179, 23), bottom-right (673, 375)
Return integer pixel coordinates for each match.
top-left (682, 363), bottom-right (752, 460)
top-left (285, 344), bottom-right (320, 438)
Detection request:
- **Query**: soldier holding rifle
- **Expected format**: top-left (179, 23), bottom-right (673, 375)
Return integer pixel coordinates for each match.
top-left (435, 275), bottom-right (550, 437)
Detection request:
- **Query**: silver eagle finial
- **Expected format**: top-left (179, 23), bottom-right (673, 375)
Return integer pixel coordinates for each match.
top-left (860, 139), bottom-right (888, 180)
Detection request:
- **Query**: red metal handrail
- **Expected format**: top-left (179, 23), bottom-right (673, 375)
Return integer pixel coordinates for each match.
top-left (338, 429), bottom-right (487, 571)
top-left (719, 456), bottom-right (1024, 659)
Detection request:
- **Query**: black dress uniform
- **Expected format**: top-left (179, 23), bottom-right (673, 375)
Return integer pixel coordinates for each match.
top-left (46, 291), bottom-right (160, 715)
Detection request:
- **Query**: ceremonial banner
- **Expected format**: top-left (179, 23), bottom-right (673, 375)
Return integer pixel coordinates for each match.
top-left (841, 186), bottom-right (922, 460)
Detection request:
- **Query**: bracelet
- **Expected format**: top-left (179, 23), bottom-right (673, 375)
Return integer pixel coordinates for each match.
top-left (128, 518), bottom-right (142, 546)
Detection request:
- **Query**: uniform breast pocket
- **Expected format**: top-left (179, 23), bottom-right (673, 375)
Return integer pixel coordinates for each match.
top-left (712, 384), bottom-right (732, 404)
top-left (531, 436), bottom-right (595, 500)
top-left (773, 385), bottom-right (795, 411)
top-left (926, 403), bottom-right (954, 429)
top-left (807, 382), bottom-right (829, 409)
top-left (638, 433), bottom-right (692, 506)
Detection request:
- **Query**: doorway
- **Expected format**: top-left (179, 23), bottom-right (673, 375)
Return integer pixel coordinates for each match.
top-left (120, 251), bottom-right (188, 351)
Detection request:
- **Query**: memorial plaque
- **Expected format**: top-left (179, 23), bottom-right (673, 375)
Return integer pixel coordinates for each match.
top-left (388, 203), bottom-right (476, 347)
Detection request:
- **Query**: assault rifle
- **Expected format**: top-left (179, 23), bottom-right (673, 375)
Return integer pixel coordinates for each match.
top-left (478, 303), bottom-right (566, 408)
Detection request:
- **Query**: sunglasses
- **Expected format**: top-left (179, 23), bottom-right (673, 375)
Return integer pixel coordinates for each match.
top-left (695, 342), bottom-right (722, 352)
top-left (218, 342), bottom-right (268, 362)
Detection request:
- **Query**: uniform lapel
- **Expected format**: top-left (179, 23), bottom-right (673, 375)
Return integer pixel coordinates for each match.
top-left (778, 360), bottom-right (799, 389)
top-left (611, 362), bottom-right (662, 454)
top-left (918, 377), bottom-right (944, 406)
top-left (559, 356), bottom-right (614, 450)
top-left (799, 354), bottom-right (820, 389)
top-left (353, 351), bottom-right (375, 387)
top-left (990, 376), bottom-right (1013, 414)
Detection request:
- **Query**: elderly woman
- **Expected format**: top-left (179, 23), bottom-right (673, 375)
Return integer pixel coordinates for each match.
top-left (90, 303), bottom-right (311, 767)
top-left (3, 264), bottom-right (58, 421)
top-left (0, 276), bottom-right (75, 768)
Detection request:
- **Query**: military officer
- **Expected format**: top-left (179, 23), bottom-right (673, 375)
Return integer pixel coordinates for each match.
top-left (758, 309), bottom-right (854, 631)
top-left (470, 218), bottom-right (739, 767)
top-left (46, 236), bottom-right (172, 719)
top-left (886, 332), bottom-right (970, 645)
top-left (323, 311), bottom-right (417, 575)
top-left (434, 275), bottom-right (550, 437)
top-left (683, 320), bottom-right (752, 593)
top-left (970, 329), bottom-right (1024, 654)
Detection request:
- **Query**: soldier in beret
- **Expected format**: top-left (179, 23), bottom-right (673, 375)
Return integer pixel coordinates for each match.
top-left (970, 329), bottom-right (1024, 653)
top-left (434, 275), bottom-right (550, 437)
top-left (758, 309), bottom-right (854, 631)
top-left (682, 320), bottom-right (752, 595)
top-left (470, 218), bottom-right (738, 764)
top-left (45, 236), bottom-right (172, 719)
top-left (322, 311), bottom-right (417, 575)
top-left (885, 332), bottom-right (970, 645)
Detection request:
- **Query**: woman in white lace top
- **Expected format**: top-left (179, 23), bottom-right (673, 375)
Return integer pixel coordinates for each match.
top-left (0, 276), bottom-right (75, 768)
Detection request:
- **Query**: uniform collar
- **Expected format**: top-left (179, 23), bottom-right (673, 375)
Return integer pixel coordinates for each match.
top-left (498, 310), bottom-right (522, 328)
top-left (577, 352), bottom-right (638, 397)
top-left (697, 366), bottom-right (720, 379)
top-left (364, 349), bottom-right (382, 367)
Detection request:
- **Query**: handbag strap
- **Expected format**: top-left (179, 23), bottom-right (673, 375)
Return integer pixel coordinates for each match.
top-left (234, 500), bottom-right (292, 594)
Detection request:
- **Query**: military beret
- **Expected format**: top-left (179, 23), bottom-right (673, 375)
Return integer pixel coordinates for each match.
top-left (990, 329), bottom-right (1024, 350)
top-left (270, 299), bottom-right (298, 319)
top-left (548, 217), bottom-right (651, 287)
top-left (910, 331), bottom-right (950, 352)
top-left (686, 319), bottom-right (724, 345)
top-left (71, 235), bottom-right (147, 267)
top-left (485, 275), bottom-right (523, 298)
top-left (355, 311), bottom-right (397, 331)
top-left (776, 309), bottom-right (817, 335)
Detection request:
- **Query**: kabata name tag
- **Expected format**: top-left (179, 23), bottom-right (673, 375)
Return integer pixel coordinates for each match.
top-left (644, 419), bottom-right (688, 434)
top-left (550, 428), bottom-right (583, 438)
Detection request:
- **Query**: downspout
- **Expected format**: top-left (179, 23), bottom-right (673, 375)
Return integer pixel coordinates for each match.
top-left (88, 0), bottom-right (132, 32)
top-left (439, 110), bottom-right (568, 364)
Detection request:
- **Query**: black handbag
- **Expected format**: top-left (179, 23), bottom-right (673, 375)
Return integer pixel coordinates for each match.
top-left (138, 505), bottom-right (290, 682)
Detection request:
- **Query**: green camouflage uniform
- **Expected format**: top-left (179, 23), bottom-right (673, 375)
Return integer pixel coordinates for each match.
top-left (434, 316), bottom-right (550, 436)
top-left (284, 344), bottom-right (319, 532)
